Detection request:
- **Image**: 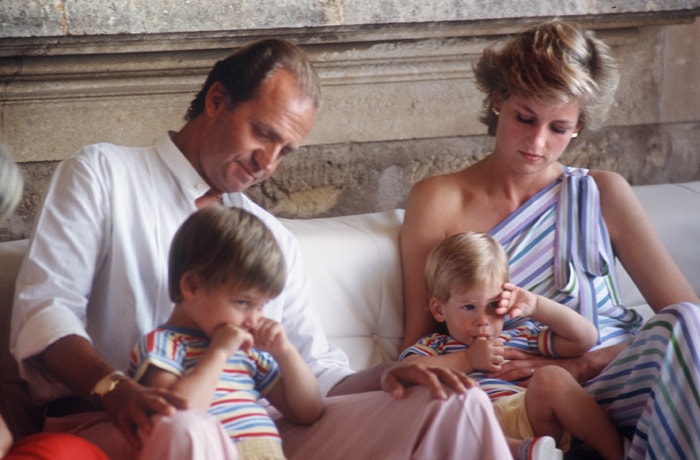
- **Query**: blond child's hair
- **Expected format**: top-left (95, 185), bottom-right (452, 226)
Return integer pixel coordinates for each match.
top-left (425, 232), bottom-right (509, 302)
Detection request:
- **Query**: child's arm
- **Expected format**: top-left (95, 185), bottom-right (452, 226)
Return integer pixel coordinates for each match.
top-left (140, 325), bottom-right (253, 411)
top-left (252, 317), bottom-right (323, 425)
top-left (401, 337), bottom-right (504, 374)
top-left (499, 282), bottom-right (598, 357)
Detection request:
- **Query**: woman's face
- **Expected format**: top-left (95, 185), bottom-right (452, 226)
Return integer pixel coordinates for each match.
top-left (492, 94), bottom-right (580, 174)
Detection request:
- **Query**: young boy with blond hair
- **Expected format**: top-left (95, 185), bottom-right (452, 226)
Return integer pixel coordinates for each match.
top-left (401, 232), bottom-right (623, 460)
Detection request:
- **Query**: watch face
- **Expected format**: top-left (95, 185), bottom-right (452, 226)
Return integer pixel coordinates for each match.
top-left (92, 371), bottom-right (126, 400)
top-left (100, 376), bottom-right (119, 394)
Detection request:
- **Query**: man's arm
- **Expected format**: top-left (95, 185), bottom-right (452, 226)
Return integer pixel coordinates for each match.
top-left (38, 336), bottom-right (116, 401)
top-left (328, 361), bottom-right (477, 400)
top-left (38, 335), bottom-right (185, 450)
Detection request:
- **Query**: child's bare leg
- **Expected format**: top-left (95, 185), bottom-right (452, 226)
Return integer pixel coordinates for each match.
top-left (525, 366), bottom-right (623, 460)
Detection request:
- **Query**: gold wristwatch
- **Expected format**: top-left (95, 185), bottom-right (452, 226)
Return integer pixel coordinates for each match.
top-left (90, 370), bottom-right (127, 407)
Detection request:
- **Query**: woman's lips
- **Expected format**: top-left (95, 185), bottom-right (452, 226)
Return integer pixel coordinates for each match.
top-left (519, 150), bottom-right (542, 161)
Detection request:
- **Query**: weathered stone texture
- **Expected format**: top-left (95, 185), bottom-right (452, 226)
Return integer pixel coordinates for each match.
top-left (5, 120), bottom-right (697, 242)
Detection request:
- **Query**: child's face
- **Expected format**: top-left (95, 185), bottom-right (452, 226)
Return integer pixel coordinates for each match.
top-left (181, 280), bottom-right (271, 338)
top-left (430, 281), bottom-right (505, 347)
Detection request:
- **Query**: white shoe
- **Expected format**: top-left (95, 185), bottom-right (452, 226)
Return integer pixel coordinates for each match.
top-left (523, 436), bottom-right (563, 460)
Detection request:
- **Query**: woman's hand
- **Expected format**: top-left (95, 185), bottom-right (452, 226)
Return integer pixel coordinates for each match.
top-left (487, 343), bottom-right (627, 383)
top-left (380, 361), bottom-right (477, 400)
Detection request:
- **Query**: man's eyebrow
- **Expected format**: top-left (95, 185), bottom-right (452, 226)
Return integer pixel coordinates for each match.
top-left (254, 120), bottom-right (283, 142)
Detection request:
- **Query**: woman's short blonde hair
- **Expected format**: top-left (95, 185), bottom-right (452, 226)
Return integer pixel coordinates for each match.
top-left (425, 232), bottom-right (509, 303)
top-left (474, 19), bottom-right (620, 136)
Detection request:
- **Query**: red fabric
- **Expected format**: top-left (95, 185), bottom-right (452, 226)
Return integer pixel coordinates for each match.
top-left (6, 432), bottom-right (108, 460)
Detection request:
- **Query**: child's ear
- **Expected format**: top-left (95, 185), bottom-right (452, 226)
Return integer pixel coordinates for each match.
top-left (428, 297), bottom-right (447, 322)
top-left (180, 271), bottom-right (202, 299)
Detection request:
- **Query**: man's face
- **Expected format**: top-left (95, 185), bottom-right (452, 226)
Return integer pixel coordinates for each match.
top-left (199, 69), bottom-right (316, 193)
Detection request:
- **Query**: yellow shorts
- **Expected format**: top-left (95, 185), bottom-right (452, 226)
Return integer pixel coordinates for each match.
top-left (492, 392), bottom-right (571, 451)
top-left (235, 438), bottom-right (286, 460)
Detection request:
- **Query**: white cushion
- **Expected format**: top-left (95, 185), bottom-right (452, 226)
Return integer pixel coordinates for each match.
top-left (615, 182), bottom-right (700, 319)
top-left (2, 182), bottom-right (698, 374)
top-left (281, 209), bottom-right (405, 370)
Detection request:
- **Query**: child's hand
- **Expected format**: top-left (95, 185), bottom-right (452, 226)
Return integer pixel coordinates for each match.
top-left (468, 337), bottom-right (504, 372)
top-left (251, 317), bottom-right (289, 355)
top-left (210, 324), bottom-right (254, 356)
top-left (498, 282), bottom-right (538, 318)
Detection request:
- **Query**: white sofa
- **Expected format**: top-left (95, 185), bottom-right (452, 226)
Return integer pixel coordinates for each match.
top-left (1, 181), bottom-right (700, 440)
top-left (282, 181), bottom-right (700, 370)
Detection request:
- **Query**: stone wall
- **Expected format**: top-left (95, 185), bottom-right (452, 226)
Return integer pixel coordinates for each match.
top-left (1, 1), bottom-right (700, 241)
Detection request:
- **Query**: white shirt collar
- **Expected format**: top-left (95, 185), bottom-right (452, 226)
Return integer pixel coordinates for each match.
top-left (155, 132), bottom-right (210, 205)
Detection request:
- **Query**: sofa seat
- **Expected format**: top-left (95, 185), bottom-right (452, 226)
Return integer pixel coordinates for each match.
top-left (1, 181), bottom-right (699, 439)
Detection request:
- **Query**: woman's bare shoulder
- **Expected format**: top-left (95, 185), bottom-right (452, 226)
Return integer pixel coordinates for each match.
top-left (408, 169), bottom-right (476, 204)
top-left (588, 169), bottom-right (628, 190)
top-left (588, 169), bottom-right (635, 204)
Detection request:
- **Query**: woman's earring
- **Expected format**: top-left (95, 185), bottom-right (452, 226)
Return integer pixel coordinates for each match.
top-left (571, 132), bottom-right (579, 139)
top-left (491, 107), bottom-right (500, 117)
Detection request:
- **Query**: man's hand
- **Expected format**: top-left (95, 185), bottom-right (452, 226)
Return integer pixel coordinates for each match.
top-left (380, 361), bottom-right (477, 400)
top-left (101, 378), bottom-right (187, 450)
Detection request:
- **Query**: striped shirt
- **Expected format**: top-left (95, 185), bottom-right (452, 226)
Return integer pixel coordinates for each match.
top-left (400, 325), bottom-right (555, 401)
top-left (129, 325), bottom-right (281, 444)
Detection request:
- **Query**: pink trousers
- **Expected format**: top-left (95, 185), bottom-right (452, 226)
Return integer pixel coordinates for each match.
top-left (44, 387), bottom-right (511, 459)
top-left (278, 387), bottom-right (512, 460)
top-left (44, 410), bottom-right (238, 460)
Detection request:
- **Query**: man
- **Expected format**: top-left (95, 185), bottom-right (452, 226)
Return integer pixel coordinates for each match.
top-left (10, 38), bottom-right (511, 459)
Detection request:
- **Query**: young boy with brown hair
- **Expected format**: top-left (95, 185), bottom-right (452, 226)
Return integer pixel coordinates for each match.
top-left (130, 207), bottom-right (322, 459)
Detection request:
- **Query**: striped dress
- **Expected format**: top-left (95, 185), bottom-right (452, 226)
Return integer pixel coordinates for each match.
top-left (129, 326), bottom-right (282, 446)
top-left (492, 166), bottom-right (700, 459)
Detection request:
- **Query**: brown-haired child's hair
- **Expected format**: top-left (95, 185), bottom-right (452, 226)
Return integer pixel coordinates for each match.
top-left (168, 206), bottom-right (286, 303)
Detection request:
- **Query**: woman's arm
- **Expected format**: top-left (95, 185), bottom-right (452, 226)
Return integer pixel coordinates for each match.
top-left (400, 179), bottom-right (451, 349)
top-left (592, 170), bottom-right (698, 311)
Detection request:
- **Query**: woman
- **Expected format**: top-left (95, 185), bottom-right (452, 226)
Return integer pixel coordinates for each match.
top-left (400, 20), bottom-right (700, 460)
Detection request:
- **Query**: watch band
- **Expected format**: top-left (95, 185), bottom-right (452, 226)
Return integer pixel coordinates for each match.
top-left (90, 370), bottom-right (127, 407)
